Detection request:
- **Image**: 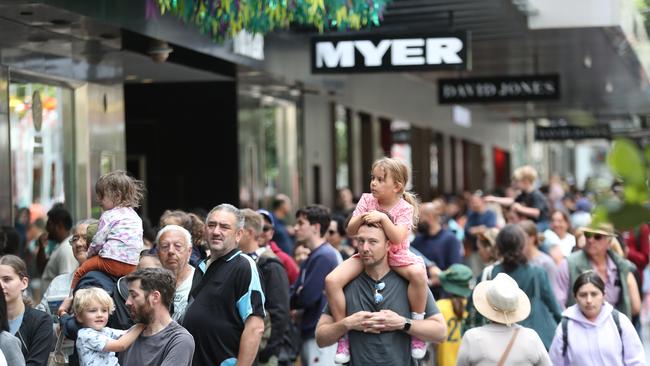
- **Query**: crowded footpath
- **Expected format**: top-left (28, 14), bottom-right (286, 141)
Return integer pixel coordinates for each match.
top-left (0, 158), bottom-right (647, 366)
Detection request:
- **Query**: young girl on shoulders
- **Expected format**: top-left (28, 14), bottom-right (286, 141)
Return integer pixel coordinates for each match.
top-left (325, 157), bottom-right (428, 363)
top-left (74, 287), bottom-right (144, 366)
top-left (59, 171), bottom-right (145, 316)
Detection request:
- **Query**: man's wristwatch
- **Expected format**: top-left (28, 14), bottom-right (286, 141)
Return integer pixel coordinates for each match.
top-left (402, 317), bottom-right (412, 332)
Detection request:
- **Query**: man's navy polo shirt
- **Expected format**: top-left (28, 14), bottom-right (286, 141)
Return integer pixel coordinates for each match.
top-left (183, 249), bottom-right (266, 366)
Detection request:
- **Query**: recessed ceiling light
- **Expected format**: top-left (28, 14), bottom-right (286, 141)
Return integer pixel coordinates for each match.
top-left (100, 33), bottom-right (118, 40)
top-left (125, 75), bottom-right (138, 81)
top-left (27, 35), bottom-right (48, 43)
top-left (141, 79), bottom-right (154, 84)
top-left (50, 19), bottom-right (72, 26)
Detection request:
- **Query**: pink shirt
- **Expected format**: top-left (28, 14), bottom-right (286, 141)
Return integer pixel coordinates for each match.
top-left (353, 193), bottom-right (420, 267)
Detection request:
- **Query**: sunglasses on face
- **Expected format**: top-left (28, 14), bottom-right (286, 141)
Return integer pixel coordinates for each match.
top-left (374, 281), bottom-right (386, 304)
top-left (263, 225), bottom-right (273, 232)
top-left (327, 229), bottom-right (337, 235)
top-left (584, 232), bottom-right (609, 240)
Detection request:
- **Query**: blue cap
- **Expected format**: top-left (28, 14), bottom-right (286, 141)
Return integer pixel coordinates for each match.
top-left (575, 198), bottom-right (592, 213)
top-left (257, 209), bottom-right (275, 226)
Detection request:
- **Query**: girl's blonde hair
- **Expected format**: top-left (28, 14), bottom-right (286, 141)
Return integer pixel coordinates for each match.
top-left (371, 157), bottom-right (419, 227)
top-left (73, 287), bottom-right (115, 316)
top-left (96, 170), bottom-right (145, 208)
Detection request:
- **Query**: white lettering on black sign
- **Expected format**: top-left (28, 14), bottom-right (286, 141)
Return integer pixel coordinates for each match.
top-left (438, 75), bottom-right (560, 104)
top-left (535, 125), bottom-right (611, 141)
top-left (311, 34), bottom-right (468, 73)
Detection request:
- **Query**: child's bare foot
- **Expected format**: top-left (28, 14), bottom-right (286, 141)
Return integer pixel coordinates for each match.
top-left (57, 295), bottom-right (73, 317)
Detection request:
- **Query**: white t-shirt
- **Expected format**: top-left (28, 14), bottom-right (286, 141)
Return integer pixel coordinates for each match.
top-left (172, 266), bottom-right (196, 322)
top-left (76, 327), bottom-right (125, 366)
top-left (544, 230), bottom-right (576, 257)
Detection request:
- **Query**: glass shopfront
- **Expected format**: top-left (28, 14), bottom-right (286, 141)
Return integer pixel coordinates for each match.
top-left (9, 79), bottom-right (74, 223)
top-left (238, 83), bottom-right (300, 209)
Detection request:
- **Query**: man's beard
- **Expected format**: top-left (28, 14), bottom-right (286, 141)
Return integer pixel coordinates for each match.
top-left (131, 302), bottom-right (154, 324)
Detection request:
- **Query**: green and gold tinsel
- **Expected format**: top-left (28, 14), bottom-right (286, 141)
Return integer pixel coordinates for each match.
top-left (152, 0), bottom-right (391, 41)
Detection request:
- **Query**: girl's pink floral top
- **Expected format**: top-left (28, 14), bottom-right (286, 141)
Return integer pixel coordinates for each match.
top-left (87, 207), bottom-right (143, 265)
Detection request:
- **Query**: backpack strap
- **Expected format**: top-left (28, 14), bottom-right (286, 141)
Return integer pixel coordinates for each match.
top-left (481, 263), bottom-right (495, 282)
top-left (561, 316), bottom-right (569, 357)
top-left (612, 309), bottom-right (624, 362)
top-left (116, 276), bottom-right (129, 301)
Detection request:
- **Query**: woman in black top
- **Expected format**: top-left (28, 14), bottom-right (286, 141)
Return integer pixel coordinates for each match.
top-left (0, 255), bottom-right (52, 366)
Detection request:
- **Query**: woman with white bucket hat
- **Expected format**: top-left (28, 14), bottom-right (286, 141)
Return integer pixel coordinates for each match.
top-left (457, 272), bottom-right (551, 366)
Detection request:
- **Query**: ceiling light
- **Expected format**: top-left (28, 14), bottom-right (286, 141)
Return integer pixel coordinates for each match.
top-left (50, 19), bottom-right (72, 26)
top-left (147, 40), bottom-right (173, 63)
top-left (125, 75), bottom-right (138, 81)
top-left (142, 79), bottom-right (154, 84)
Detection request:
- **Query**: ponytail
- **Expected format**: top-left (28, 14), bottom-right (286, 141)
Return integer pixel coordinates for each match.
top-left (402, 191), bottom-right (420, 228)
top-left (451, 296), bottom-right (465, 320)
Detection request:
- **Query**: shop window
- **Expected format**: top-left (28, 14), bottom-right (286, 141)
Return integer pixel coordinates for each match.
top-left (334, 105), bottom-right (350, 189)
top-left (238, 89), bottom-right (299, 209)
top-left (430, 143), bottom-right (439, 194)
top-left (390, 120), bottom-right (413, 191)
top-left (9, 82), bottom-right (73, 223)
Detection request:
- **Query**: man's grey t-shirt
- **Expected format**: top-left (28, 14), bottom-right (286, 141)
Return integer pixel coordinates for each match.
top-left (325, 270), bottom-right (439, 366)
top-left (119, 321), bottom-right (194, 366)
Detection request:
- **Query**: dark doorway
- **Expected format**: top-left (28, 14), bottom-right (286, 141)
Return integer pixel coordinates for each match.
top-left (462, 140), bottom-right (484, 192)
top-left (125, 82), bottom-right (239, 223)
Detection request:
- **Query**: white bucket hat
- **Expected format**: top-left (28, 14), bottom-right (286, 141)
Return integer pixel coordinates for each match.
top-left (472, 272), bottom-right (531, 326)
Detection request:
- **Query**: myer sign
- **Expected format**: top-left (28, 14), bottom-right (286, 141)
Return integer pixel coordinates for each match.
top-left (311, 33), bottom-right (469, 73)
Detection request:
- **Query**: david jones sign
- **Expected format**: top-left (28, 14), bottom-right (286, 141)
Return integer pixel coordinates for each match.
top-left (311, 33), bottom-right (468, 73)
top-left (438, 74), bottom-right (560, 104)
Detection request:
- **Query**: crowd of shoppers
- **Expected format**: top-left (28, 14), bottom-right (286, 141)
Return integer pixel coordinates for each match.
top-left (1, 161), bottom-right (648, 366)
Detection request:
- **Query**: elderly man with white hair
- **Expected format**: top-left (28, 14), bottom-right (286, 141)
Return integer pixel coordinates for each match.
top-left (155, 224), bottom-right (198, 322)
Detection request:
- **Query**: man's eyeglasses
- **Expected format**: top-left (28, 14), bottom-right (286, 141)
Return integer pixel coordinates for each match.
top-left (584, 232), bottom-right (610, 241)
top-left (327, 229), bottom-right (337, 235)
top-left (158, 242), bottom-right (186, 252)
top-left (374, 281), bottom-right (386, 304)
top-left (263, 225), bottom-right (273, 232)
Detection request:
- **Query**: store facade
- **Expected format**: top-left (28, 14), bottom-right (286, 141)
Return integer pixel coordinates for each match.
top-left (0, 2), bottom-right (127, 226)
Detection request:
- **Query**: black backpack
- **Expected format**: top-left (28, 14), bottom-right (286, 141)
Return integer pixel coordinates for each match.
top-left (561, 309), bottom-right (623, 359)
top-left (111, 277), bottom-right (135, 330)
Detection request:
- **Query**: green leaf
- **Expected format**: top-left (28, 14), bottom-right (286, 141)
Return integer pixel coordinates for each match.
top-left (607, 139), bottom-right (645, 185)
top-left (591, 205), bottom-right (610, 227)
top-left (624, 185), bottom-right (649, 204)
top-left (607, 204), bottom-right (650, 230)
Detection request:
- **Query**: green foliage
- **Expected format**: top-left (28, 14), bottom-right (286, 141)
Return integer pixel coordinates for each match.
top-left (154, 0), bottom-right (392, 42)
top-left (594, 139), bottom-right (650, 229)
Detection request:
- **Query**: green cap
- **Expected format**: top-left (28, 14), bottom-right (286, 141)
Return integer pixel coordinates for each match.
top-left (85, 222), bottom-right (99, 243)
top-left (438, 263), bottom-right (473, 298)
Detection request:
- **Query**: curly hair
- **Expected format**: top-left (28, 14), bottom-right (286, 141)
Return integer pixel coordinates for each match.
top-left (95, 170), bottom-right (145, 208)
top-left (496, 224), bottom-right (528, 272)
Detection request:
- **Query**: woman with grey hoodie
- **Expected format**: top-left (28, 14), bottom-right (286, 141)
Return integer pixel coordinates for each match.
top-left (549, 270), bottom-right (645, 365)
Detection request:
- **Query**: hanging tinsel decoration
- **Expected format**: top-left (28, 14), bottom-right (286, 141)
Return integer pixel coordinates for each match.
top-left (152, 0), bottom-right (391, 41)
